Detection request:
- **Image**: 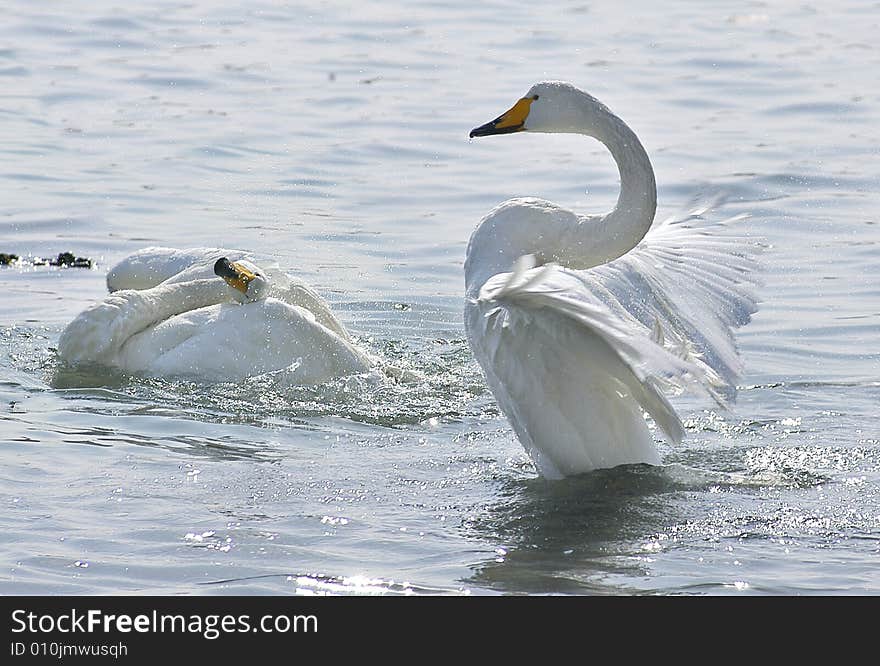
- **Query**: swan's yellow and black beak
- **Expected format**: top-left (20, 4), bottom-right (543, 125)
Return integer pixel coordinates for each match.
top-left (469, 96), bottom-right (534, 138)
top-left (214, 257), bottom-right (256, 296)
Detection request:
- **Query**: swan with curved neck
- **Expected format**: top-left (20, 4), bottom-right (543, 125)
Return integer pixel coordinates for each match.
top-left (58, 248), bottom-right (373, 383)
top-left (466, 82), bottom-right (657, 288)
top-left (465, 81), bottom-right (759, 478)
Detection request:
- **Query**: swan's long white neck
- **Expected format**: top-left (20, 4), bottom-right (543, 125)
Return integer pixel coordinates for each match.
top-left (114, 279), bottom-right (233, 339)
top-left (583, 102), bottom-right (657, 263)
top-left (465, 92), bottom-right (656, 293)
top-left (58, 279), bottom-right (234, 363)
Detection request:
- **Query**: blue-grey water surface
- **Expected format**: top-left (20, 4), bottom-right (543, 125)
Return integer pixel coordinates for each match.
top-left (1, 0), bottom-right (878, 595)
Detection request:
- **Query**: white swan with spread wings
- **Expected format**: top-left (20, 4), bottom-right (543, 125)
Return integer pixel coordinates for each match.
top-left (466, 81), bottom-right (759, 479)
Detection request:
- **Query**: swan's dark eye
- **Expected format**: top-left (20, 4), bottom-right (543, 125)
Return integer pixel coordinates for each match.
top-left (532, 94), bottom-right (540, 100)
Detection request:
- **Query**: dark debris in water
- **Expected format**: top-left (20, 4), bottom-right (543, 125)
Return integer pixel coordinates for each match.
top-left (1, 251), bottom-right (93, 269)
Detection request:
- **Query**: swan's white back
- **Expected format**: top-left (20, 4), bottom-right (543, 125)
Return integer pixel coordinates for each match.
top-left (115, 297), bottom-right (369, 382)
top-left (106, 246), bottom-right (235, 292)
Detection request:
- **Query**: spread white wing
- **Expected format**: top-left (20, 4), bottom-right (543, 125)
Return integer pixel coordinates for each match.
top-left (465, 206), bottom-right (761, 479)
top-left (586, 203), bottom-right (761, 402)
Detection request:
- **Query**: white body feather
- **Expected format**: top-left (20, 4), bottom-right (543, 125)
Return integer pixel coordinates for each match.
top-left (59, 247), bottom-right (372, 383)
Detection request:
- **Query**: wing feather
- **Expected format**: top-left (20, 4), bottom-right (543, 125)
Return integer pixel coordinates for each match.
top-left (467, 259), bottom-right (716, 477)
top-left (584, 204), bottom-right (762, 402)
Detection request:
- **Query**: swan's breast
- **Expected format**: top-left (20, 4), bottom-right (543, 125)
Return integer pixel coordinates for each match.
top-left (465, 197), bottom-right (581, 294)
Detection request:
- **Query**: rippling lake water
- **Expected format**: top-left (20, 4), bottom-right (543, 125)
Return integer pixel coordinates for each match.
top-left (1, 0), bottom-right (878, 595)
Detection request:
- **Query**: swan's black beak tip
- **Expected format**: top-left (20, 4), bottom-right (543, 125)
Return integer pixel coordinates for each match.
top-left (469, 120), bottom-right (523, 138)
top-left (214, 257), bottom-right (236, 279)
top-left (469, 122), bottom-right (494, 138)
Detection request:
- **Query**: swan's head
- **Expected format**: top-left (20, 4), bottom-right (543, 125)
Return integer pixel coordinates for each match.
top-left (470, 81), bottom-right (606, 137)
top-left (214, 257), bottom-right (268, 303)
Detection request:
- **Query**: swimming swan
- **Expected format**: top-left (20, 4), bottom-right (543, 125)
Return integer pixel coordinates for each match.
top-left (466, 81), bottom-right (759, 479)
top-left (58, 247), bottom-right (372, 383)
